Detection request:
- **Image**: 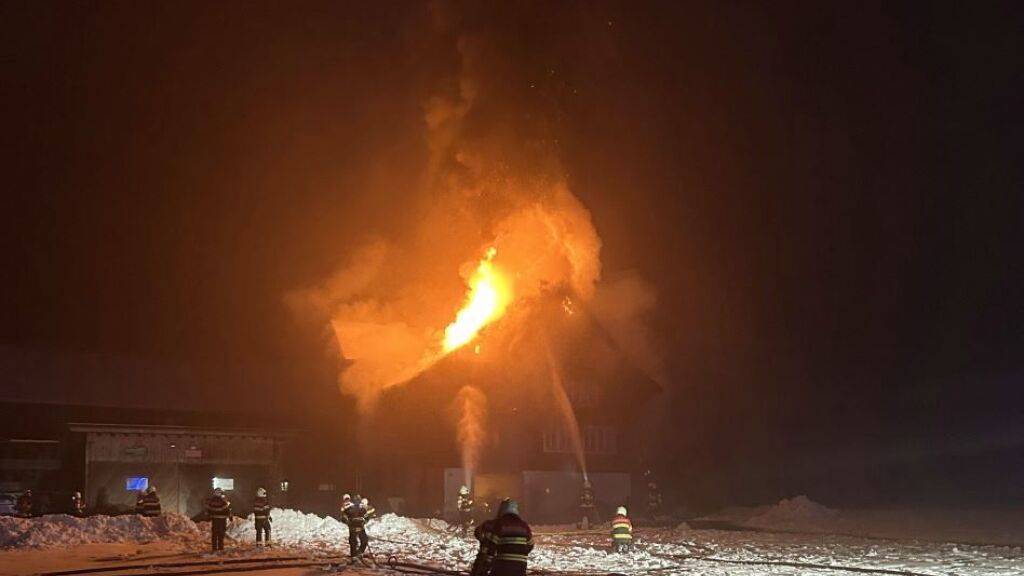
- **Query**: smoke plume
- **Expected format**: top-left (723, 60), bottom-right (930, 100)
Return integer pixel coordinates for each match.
top-left (287, 3), bottom-right (663, 416)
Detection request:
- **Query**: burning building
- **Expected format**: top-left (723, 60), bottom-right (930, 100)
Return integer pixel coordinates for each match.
top-left (287, 5), bottom-right (667, 522)
top-left (364, 291), bottom-right (661, 522)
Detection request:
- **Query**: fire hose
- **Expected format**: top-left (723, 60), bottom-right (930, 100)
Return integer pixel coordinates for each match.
top-left (39, 555), bottom-right (319, 576)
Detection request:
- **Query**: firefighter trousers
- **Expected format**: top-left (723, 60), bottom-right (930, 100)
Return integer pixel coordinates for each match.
top-left (211, 518), bottom-right (227, 551)
top-left (349, 528), bottom-right (368, 557)
top-left (255, 518), bottom-right (271, 543)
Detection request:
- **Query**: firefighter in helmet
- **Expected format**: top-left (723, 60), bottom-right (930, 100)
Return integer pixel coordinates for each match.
top-left (646, 481), bottom-right (663, 520)
top-left (611, 506), bottom-right (634, 553)
top-left (253, 487), bottom-right (272, 546)
top-left (205, 487), bottom-right (232, 551)
top-left (71, 491), bottom-right (86, 516)
top-left (578, 480), bottom-right (598, 529)
top-left (140, 486), bottom-right (161, 517)
top-left (342, 493), bottom-right (374, 560)
top-left (489, 498), bottom-right (533, 576)
top-left (457, 485), bottom-right (474, 535)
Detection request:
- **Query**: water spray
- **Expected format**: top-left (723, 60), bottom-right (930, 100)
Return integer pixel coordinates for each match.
top-left (454, 384), bottom-right (487, 486)
top-left (545, 344), bottom-right (588, 482)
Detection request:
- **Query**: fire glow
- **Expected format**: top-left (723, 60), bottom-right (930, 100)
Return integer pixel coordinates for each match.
top-left (442, 247), bottom-right (512, 353)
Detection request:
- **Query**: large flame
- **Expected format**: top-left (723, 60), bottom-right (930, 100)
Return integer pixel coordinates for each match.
top-left (442, 247), bottom-right (512, 352)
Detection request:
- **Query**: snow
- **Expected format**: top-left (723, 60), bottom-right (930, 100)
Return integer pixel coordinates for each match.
top-left (704, 495), bottom-right (1024, 547)
top-left (0, 513), bottom-right (201, 548)
top-left (743, 494), bottom-right (839, 529)
top-left (2, 506), bottom-right (1022, 575)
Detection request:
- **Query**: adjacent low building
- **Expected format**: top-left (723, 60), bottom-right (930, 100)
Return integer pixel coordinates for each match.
top-left (71, 423), bottom-right (295, 517)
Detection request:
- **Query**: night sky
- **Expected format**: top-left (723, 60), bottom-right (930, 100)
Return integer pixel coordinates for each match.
top-left (2, 2), bottom-right (1021, 506)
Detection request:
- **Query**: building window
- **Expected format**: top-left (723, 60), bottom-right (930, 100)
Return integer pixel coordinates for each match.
top-left (566, 381), bottom-right (601, 409)
top-left (582, 425), bottom-right (617, 455)
top-left (126, 477), bottom-right (149, 491)
top-left (212, 477), bottom-right (234, 491)
top-left (317, 483), bottom-right (336, 492)
top-left (280, 479), bottom-right (289, 492)
top-left (542, 426), bottom-right (617, 455)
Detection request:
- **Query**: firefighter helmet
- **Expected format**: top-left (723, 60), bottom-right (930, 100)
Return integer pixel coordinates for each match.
top-left (498, 498), bottom-right (519, 516)
top-left (361, 497), bottom-right (369, 507)
top-left (459, 485), bottom-right (470, 495)
top-left (147, 486), bottom-right (156, 494)
top-left (343, 493), bottom-right (351, 501)
top-left (214, 488), bottom-right (224, 496)
top-left (74, 491), bottom-right (81, 498)
top-left (617, 506), bottom-right (627, 516)
top-left (257, 487), bottom-right (267, 497)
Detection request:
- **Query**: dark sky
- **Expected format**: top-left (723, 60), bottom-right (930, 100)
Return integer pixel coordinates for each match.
top-left (2, 2), bottom-right (1022, 505)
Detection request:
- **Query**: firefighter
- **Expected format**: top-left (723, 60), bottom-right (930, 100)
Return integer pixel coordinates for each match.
top-left (16, 490), bottom-right (33, 518)
top-left (206, 488), bottom-right (232, 551)
top-left (470, 512), bottom-right (498, 576)
top-left (341, 493), bottom-right (354, 515)
top-left (457, 485), bottom-right (474, 535)
top-left (71, 491), bottom-right (86, 516)
top-left (579, 480), bottom-right (598, 529)
top-left (646, 481), bottom-right (663, 519)
top-left (611, 506), bottom-right (633, 553)
top-left (489, 498), bottom-right (533, 576)
top-left (134, 490), bottom-right (146, 514)
top-left (361, 497), bottom-right (376, 521)
top-left (342, 493), bottom-right (372, 560)
top-left (140, 486), bottom-right (162, 517)
top-left (253, 487), bottom-right (272, 546)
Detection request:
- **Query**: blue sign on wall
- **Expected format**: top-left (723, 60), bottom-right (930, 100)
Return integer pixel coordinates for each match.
top-left (126, 476), bottom-right (149, 491)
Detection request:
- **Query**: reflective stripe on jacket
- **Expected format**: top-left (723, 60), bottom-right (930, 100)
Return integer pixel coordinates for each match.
top-left (141, 494), bottom-right (162, 516)
top-left (206, 496), bottom-right (231, 519)
top-left (492, 513), bottom-right (533, 564)
top-left (253, 496), bottom-right (271, 519)
top-left (611, 514), bottom-right (633, 540)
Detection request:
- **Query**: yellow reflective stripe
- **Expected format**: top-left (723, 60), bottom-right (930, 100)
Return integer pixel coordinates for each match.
top-left (496, 554), bottom-right (529, 562)
top-left (497, 536), bottom-right (531, 544)
top-left (613, 534), bottom-right (633, 539)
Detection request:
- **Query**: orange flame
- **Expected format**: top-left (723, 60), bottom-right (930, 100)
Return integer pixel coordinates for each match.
top-left (442, 247), bottom-right (512, 352)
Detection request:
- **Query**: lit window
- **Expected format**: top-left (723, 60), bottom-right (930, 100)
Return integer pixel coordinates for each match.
top-left (212, 477), bottom-right (234, 490)
top-left (126, 477), bottom-right (149, 491)
top-left (280, 479), bottom-right (289, 492)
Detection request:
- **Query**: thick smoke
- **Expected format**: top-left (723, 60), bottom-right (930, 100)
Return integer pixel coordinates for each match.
top-left (288, 3), bottom-right (663, 415)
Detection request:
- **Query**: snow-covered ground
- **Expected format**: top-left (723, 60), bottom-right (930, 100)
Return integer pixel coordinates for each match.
top-left (704, 495), bottom-right (1024, 546)
top-left (1, 499), bottom-right (1022, 575)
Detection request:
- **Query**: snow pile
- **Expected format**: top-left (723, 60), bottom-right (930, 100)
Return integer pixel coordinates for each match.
top-left (225, 508), bottom-right (458, 550)
top-left (0, 513), bottom-right (201, 548)
top-left (226, 508), bottom-right (346, 546)
top-left (743, 495), bottom-right (838, 530)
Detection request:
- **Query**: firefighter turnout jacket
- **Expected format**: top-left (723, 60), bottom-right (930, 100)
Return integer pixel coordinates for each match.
top-left (489, 513), bottom-right (534, 575)
top-left (140, 493), bottom-right (162, 517)
top-left (206, 495), bottom-right (232, 519)
top-left (612, 513), bottom-right (633, 542)
top-left (343, 502), bottom-right (374, 532)
top-left (253, 496), bottom-right (271, 520)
